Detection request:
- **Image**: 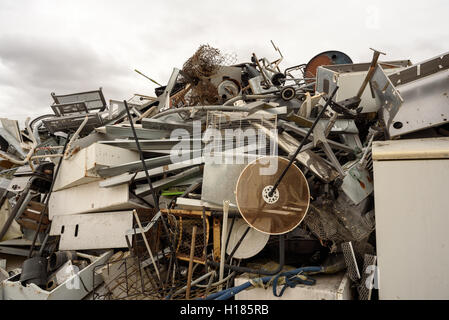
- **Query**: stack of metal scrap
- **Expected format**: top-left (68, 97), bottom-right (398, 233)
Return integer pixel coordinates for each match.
top-left (0, 43), bottom-right (448, 300)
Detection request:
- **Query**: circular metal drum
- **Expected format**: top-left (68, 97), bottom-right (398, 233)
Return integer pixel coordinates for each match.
top-left (235, 156), bottom-right (310, 235)
top-left (304, 50), bottom-right (353, 84)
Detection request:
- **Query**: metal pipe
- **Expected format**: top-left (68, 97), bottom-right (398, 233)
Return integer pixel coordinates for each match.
top-left (151, 105), bottom-right (250, 119)
top-left (356, 48), bottom-right (385, 99)
top-left (223, 94), bottom-right (277, 106)
top-left (225, 226), bottom-right (250, 264)
top-left (219, 200), bottom-right (230, 291)
top-left (64, 115), bottom-right (89, 159)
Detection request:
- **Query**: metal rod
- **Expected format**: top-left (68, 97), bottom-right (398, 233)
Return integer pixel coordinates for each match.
top-left (356, 48), bottom-right (385, 99)
top-left (219, 200), bottom-right (230, 291)
top-left (133, 210), bottom-right (161, 282)
top-left (268, 86), bottom-right (339, 197)
top-left (123, 100), bottom-right (159, 209)
top-left (225, 226), bottom-right (250, 264)
top-left (134, 69), bottom-right (162, 86)
top-left (201, 207), bottom-right (209, 273)
top-left (186, 225), bottom-right (197, 300)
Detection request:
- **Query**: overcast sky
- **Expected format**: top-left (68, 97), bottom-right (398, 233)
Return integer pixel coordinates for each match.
top-left (0, 0), bottom-right (448, 124)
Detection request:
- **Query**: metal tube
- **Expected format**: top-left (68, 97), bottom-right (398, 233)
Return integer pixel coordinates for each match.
top-left (356, 48), bottom-right (385, 99)
top-left (225, 226), bottom-right (250, 264)
top-left (219, 200), bottom-right (230, 291)
top-left (152, 105), bottom-right (250, 119)
top-left (133, 210), bottom-right (161, 282)
top-left (64, 115), bottom-right (89, 159)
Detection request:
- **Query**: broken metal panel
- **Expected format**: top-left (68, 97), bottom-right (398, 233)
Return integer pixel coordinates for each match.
top-left (141, 118), bottom-right (194, 131)
top-left (0, 118), bottom-right (23, 144)
top-left (98, 138), bottom-right (204, 151)
top-left (340, 160), bottom-right (374, 205)
top-left (49, 211), bottom-right (133, 250)
top-left (316, 60), bottom-right (410, 113)
top-left (0, 127), bottom-right (26, 158)
top-left (372, 52), bottom-right (449, 138)
top-left (134, 166), bottom-right (203, 197)
top-left (53, 143), bottom-right (139, 191)
top-left (49, 180), bottom-right (146, 218)
top-left (100, 157), bottom-right (204, 187)
top-left (175, 197), bottom-right (240, 213)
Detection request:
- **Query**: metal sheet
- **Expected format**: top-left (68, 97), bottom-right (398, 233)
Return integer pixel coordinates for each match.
top-left (340, 161), bottom-right (374, 205)
top-left (100, 157), bottom-right (204, 187)
top-left (50, 211), bottom-right (133, 250)
top-left (225, 219), bottom-right (269, 259)
top-left (372, 53), bottom-right (449, 138)
top-left (49, 180), bottom-right (145, 218)
top-left (373, 157), bottom-right (449, 299)
top-left (105, 124), bottom-right (170, 140)
top-left (53, 143), bottom-right (139, 191)
top-left (134, 166), bottom-right (203, 197)
top-left (316, 60), bottom-right (409, 113)
top-left (201, 163), bottom-right (247, 207)
top-left (141, 118), bottom-right (193, 131)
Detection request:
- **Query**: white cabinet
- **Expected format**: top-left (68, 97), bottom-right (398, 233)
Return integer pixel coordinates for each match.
top-left (373, 137), bottom-right (449, 299)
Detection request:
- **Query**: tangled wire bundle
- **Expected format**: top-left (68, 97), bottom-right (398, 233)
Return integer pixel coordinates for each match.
top-left (182, 44), bottom-right (225, 79)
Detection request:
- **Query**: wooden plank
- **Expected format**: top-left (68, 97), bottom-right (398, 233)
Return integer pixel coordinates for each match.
top-left (27, 201), bottom-right (45, 212)
top-left (22, 210), bottom-right (50, 224)
top-left (16, 219), bottom-right (48, 232)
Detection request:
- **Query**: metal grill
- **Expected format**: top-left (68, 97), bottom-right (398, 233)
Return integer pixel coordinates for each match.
top-left (176, 217), bottom-right (209, 264)
top-left (342, 242), bottom-right (361, 282)
top-left (358, 254), bottom-right (377, 300)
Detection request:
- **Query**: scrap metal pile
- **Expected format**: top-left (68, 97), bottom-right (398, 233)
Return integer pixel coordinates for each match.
top-left (0, 43), bottom-right (448, 300)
